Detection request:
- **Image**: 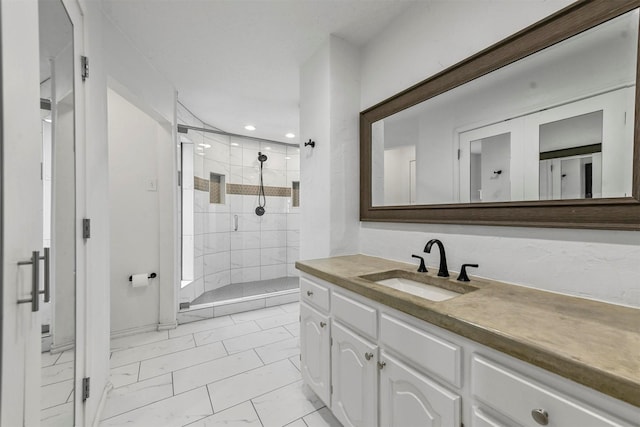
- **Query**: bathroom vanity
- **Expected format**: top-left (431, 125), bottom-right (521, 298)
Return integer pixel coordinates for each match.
top-left (296, 255), bottom-right (639, 427)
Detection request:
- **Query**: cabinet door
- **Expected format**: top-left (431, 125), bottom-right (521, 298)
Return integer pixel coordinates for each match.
top-left (331, 321), bottom-right (378, 427)
top-left (300, 302), bottom-right (331, 405)
top-left (379, 351), bottom-right (461, 427)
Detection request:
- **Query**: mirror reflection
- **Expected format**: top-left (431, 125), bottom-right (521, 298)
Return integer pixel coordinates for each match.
top-left (39, 0), bottom-right (76, 423)
top-left (372, 8), bottom-right (637, 206)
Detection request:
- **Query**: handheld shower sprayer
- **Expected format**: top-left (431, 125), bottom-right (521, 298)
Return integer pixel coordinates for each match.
top-left (256, 152), bottom-right (267, 216)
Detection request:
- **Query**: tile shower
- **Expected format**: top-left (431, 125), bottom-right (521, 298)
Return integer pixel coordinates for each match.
top-left (178, 104), bottom-right (300, 313)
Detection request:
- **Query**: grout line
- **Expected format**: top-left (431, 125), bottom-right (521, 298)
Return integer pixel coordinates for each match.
top-left (137, 361), bottom-right (141, 383)
top-left (253, 348), bottom-right (266, 365)
top-left (97, 374), bottom-right (182, 421)
top-left (250, 399), bottom-right (266, 427)
top-left (110, 339), bottom-right (198, 368)
top-left (205, 384), bottom-right (215, 415)
top-left (171, 372), bottom-right (175, 396)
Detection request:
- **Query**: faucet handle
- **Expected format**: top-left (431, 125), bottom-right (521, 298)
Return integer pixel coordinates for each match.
top-left (457, 264), bottom-right (478, 282)
top-left (411, 255), bottom-right (428, 273)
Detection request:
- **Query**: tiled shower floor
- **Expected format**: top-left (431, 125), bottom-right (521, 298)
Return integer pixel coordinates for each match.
top-left (191, 276), bottom-right (299, 305)
top-left (101, 302), bottom-right (341, 427)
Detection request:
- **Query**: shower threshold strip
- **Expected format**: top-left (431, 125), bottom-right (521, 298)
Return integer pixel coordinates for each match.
top-left (178, 288), bottom-right (299, 322)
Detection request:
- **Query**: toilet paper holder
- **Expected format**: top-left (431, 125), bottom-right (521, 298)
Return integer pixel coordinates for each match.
top-left (129, 272), bottom-right (157, 281)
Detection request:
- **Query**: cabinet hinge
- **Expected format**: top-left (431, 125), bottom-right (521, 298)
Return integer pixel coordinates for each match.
top-left (81, 56), bottom-right (89, 81)
top-left (82, 377), bottom-right (90, 401)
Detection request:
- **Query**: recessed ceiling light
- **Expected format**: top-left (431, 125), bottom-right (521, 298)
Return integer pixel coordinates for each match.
top-left (265, 147), bottom-right (271, 150)
top-left (199, 143), bottom-right (211, 148)
top-left (231, 142), bottom-right (239, 147)
top-left (285, 156), bottom-right (291, 160)
top-left (285, 133), bottom-right (295, 138)
top-left (196, 152), bottom-right (205, 156)
top-left (244, 125), bottom-right (256, 131)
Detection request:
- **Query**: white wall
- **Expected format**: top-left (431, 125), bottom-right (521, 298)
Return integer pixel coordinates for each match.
top-left (356, 0), bottom-right (640, 307)
top-left (383, 145), bottom-right (415, 205)
top-left (108, 89), bottom-right (168, 333)
top-left (300, 35), bottom-right (360, 260)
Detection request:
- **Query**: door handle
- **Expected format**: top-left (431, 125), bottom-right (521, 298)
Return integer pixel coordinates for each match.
top-left (17, 248), bottom-right (50, 312)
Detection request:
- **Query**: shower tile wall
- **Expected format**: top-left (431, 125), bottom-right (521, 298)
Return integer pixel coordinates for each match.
top-left (178, 104), bottom-right (300, 305)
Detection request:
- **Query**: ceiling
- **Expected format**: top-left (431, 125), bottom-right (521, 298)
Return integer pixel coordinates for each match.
top-left (100, 0), bottom-right (418, 143)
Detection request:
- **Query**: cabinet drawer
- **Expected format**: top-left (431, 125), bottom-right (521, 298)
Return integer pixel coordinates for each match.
top-left (380, 313), bottom-right (461, 388)
top-left (300, 277), bottom-right (330, 312)
top-left (472, 355), bottom-right (631, 427)
top-left (332, 292), bottom-right (377, 340)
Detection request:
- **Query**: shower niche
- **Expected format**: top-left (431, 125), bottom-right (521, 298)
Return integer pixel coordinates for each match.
top-left (178, 105), bottom-right (300, 317)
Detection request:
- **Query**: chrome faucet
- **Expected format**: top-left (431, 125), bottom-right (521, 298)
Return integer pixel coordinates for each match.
top-left (424, 239), bottom-right (449, 277)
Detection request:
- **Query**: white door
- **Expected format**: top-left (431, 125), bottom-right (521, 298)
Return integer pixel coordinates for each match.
top-left (2, 0), bottom-right (83, 425)
top-left (458, 118), bottom-right (526, 203)
top-left (300, 302), bottom-right (331, 406)
top-left (331, 321), bottom-right (378, 427)
top-left (379, 351), bottom-right (461, 427)
top-left (1, 0), bottom-right (45, 425)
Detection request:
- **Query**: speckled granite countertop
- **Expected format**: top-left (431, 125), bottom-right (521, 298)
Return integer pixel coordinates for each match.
top-left (295, 254), bottom-right (640, 407)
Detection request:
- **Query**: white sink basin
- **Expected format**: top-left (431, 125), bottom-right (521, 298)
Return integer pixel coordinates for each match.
top-left (376, 277), bottom-right (462, 301)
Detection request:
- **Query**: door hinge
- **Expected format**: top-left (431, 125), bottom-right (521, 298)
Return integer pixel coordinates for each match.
top-left (457, 149), bottom-right (461, 160)
top-left (178, 171), bottom-right (182, 187)
top-left (83, 218), bottom-right (91, 239)
top-left (330, 337), bottom-right (333, 346)
top-left (330, 385), bottom-right (333, 394)
top-left (82, 377), bottom-right (90, 401)
top-left (81, 56), bottom-right (89, 81)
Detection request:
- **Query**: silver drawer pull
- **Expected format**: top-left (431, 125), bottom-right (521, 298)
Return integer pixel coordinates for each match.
top-left (531, 409), bottom-right (549, 425)
top-left (306, 290), bottom-right (313, 296)
top-left (319, 321), bottom-right (326, 328)
top-left (377, 361), bottom-right (386, 370)
top-left (364, 352), bottom-right (373, 361)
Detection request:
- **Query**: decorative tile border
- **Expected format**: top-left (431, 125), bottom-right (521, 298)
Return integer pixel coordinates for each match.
top-left (227, 183), bottom-right (292, 197)
top-left (194, 176), bottom-right (210, 192)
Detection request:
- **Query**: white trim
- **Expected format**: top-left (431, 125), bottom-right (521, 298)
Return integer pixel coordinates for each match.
top-left (157, 321), bottom-right (177, 331)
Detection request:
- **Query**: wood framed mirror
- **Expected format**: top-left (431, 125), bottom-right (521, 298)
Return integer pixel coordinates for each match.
top-left (360, 0), bottom-right (640, 230)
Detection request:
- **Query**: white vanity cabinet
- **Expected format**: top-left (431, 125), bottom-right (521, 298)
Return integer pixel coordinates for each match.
top-left (471, 355), bottom-right (635, 427)
top-left (331, 321), bottom-right (378, 427)
top-left (379, 351), bottom-right (461, 427)
top-left (300, 301), bottom-right (331, 406)
top-left (298, 272), bottom-right (637, 427)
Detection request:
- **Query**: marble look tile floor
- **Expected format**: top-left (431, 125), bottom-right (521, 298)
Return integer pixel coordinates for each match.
top-left (101, 302), bottom-right (342, 427)
top-left (41, 348), bottom-right (75, 427)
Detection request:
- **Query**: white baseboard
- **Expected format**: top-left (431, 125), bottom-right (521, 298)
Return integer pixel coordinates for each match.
top-left (50, 341), bottom-right (75, 354)
top-left (157, 321), bottom-right (177, 331)
top-left (110, 324), bottom-right (158, 340)
top-left (92, 381), bottom-right (114, 427)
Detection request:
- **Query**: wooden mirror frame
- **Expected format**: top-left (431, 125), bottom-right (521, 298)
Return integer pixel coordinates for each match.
top-left (360, 0), bottom-right (640, 230)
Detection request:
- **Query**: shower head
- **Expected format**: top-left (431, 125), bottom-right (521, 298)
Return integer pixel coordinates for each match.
top-left (258, 152), bottom-right (268, 163)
